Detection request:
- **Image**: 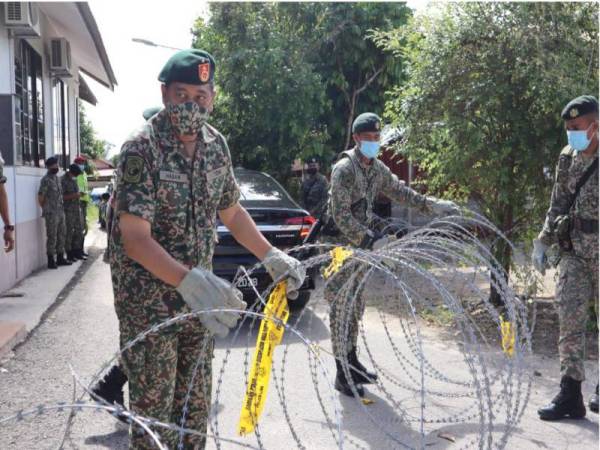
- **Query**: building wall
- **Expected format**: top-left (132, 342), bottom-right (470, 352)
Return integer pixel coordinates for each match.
top-left (0, 11), bottom-right (83, 294)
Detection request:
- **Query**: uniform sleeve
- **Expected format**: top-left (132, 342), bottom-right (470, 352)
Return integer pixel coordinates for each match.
top-left (538, 155), bottom-right (572, 246)
top-left (217, 136), bottom-right (241, 210)
top-left (307, 177), bottom-right (329, 218)
top-left (0, 156), bottom-right (6, 184)
top-left (115, 142), bottom-right (156, 223)
top-left (330, 162), bottom-right (370, 246)
top-left (38, 177), bottom-right (48, 197)
top-left (379, 163), bottom-right (430, 212)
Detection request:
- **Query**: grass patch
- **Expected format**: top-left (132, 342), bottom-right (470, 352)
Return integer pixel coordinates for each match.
top-left (420, 304), bottom-right (456, 327)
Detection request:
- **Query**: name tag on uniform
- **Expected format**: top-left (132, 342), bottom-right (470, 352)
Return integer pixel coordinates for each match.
top-left (206, 166), bottom-right (228, 182)
top-left (160, 171), bottom-right (188, 183)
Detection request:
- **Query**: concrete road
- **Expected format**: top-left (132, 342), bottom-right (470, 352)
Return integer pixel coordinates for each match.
top-left (0, 248), bottom-right (597, 449)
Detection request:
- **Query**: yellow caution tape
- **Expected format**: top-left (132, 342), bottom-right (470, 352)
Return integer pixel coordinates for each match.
top-left (500, 315), bottom-right (515, 357)
top-left (238, 282), bottom-right (289, 435)
top-left (322, 247), bottom-right (354, 279)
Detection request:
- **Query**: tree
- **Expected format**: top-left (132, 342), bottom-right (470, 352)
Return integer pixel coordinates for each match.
top-left (79, 103), bottom-right (106, 160)
top-left (374, 2), bottom-right (598, 304)
top-left (303, 3), bottom-right (411, 152)
top-left (191, 3), bottom-right (411, 188)
top-left (192, 3), bottom-right (327, 181)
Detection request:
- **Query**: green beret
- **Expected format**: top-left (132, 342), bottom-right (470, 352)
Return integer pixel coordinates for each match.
top-left (158, 49), bottom-right (215, 85)
top-left (142, 107), bottom-right (162, 120)
top-left (352, 112), bottom-right (382, 134)
top-left (561, 95), bottom-right (598, 120)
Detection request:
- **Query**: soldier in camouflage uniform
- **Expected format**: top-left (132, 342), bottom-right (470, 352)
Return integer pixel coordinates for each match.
top-left (109, 49), bottom-right (305, 450)
top-left (38, 157), bottom-right (71, 269)
top-left (301, 157), bottom-right (329, 219)
top-left (61, 164), bottom-right (84, 262)
top-left (322, 113), bottom-right (459, 397)
top-left (533, 95), bottom-right (599, 420)
top-left (0, 153), bottom-right (15, 252)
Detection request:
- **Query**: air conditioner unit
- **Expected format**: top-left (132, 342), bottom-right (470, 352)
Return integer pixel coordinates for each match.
top-left (50, 38), bottom-right (72, 77)
top-left (4, 2), bottom-right (41, 37)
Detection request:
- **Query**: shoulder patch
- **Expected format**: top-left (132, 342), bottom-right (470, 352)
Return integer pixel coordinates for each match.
top-left (123, 155), bottom-right (144, 184)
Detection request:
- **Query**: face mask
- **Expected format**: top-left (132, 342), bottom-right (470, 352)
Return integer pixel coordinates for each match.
top-left (49, 168), bottom-right (59, 175)
top-left (166, 101), bottom-right (209, 137)
top-left (307, 168), bottom-right (317, 175)
top-left (567, 123), bottom-right (596, 152)
top-left (78, 165), bottom-right (85, 171)
top-left (359, 140), bottom-right (380, 159)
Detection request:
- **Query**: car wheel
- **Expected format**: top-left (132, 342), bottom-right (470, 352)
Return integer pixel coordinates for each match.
top-left (289, 290), bottom-right (311, 310)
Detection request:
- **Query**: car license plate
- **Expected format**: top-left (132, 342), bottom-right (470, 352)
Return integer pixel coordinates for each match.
top-left (237, 277), bottom-right (258, 288)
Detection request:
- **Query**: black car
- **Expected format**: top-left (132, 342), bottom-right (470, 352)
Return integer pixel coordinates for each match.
top-left (212, 168), bottom-right (316, 310)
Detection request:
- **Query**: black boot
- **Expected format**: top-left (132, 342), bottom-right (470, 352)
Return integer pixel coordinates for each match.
top-left (80, 247), bottom-right (89, 258)
top-left (348, 348), bottom-right (378, 384)
top-left (65, 250), bottom-right (75, 263)
top-left (590, 384), bottom-right (599, 413)
top-left (538, 376), bottom-right (586, 420)
top-left (47, 254), bottom-right (58, 269)
top-left (76, 249), bottom-right (88, 260)
top-left (334, 359), bottom-right (364, 398)
top-left (56, 253), bottom-right (72, 266)
top-left (91, 364), bottom-right (128, 407)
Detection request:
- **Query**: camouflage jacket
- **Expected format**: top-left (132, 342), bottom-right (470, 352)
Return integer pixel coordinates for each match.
top-left (109, 109), bottom-right (240, 323)
top-left (0, 155), bottom-right (6, 184)
top-left (301, 172), bottom-right (329, 219)
top-left (538, 145), bottom-right (599, 260)
top-left (60, 174), bottom-right (80, 213)
top-left (38, 173), bottom-right (63, 217)
top-left (326, 147), bottom-right (431, 246)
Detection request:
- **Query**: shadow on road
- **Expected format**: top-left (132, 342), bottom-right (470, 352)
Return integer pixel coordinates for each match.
top-left (214, 304), bottom-right (330, 350)
top-left (83, 424), bottom-right (128, 449)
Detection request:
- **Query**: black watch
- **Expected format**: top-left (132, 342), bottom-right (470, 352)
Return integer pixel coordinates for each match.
top-left (4, 224), bottom-right (15, 231)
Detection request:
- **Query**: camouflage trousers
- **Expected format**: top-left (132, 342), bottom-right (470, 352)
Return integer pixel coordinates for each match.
top-left (324, 261), bottom-right (368, 358)
top-left (556, 253), bottom-right (599, 381)
top-left (64, 208), bottom-right (83, 252)
top-left (118, 312), bottom-right (214, 450)
top-left (44, 212), bottom-right (66, 256)
top-left (80, 201), bottom-right (88, 235)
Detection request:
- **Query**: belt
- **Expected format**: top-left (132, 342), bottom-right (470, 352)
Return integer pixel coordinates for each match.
top-left (572, 217), bottom-right (599, 234)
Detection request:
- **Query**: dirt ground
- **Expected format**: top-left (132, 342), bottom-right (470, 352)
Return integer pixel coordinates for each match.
top-left (363, 263), bottom-right (598, 360)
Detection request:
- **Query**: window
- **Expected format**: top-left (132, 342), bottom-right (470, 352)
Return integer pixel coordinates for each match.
top-left (52, 79), bottom-right (70, 169)
top-left (14, 40), bottom-right (45, 166)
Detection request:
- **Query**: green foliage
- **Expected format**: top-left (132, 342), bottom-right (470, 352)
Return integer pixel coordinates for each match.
top-left (192, 3), bottom-right (410, 186)
top-left (79, 103), bottom-right (107, 160)
top-left (375, 3), bottom-right (598, 283)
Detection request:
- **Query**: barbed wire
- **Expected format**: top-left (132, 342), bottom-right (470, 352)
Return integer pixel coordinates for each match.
top-left (0, 210), bottom-right (535, 449)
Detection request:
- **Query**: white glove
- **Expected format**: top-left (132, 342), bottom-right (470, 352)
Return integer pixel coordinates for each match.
top-left (176, 267), bottom-right (247, 338)
top-left (263, 247), bottom-right (306, 297)
top-left (531, 239), bottom-right (548, 275)
top-left (430, 198), bottom-right (460, 217)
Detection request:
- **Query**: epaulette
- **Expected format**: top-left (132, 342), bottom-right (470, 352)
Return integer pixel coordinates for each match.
top-left (560, 145), bottom-right (575, 157)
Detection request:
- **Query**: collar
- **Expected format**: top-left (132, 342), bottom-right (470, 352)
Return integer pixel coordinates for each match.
top-left (351, 147), bottom-right (374, 170)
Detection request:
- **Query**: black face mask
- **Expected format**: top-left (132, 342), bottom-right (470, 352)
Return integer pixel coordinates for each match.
top-left (49, 168), bottom-right (59, 175)
top-left (307, 168), bottom-right (318, 175)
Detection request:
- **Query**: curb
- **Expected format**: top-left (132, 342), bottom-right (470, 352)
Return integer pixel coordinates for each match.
top-left (0, 321), bottom-right (27, 359)
top-left (0, 227), bottom-right (106, 360)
